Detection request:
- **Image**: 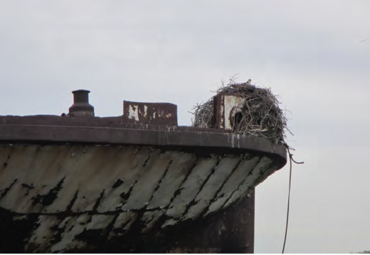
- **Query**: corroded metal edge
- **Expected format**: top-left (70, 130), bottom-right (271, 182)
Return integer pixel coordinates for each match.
top-left (0, 115), bottom-right (287, 170)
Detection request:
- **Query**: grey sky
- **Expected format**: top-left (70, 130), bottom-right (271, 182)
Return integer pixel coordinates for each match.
top-left (0, 0), bottom-right (369, 253)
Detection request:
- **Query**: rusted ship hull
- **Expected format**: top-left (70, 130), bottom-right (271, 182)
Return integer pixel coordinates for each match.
top-left (0, 142), bottom-right (279, 252)
top-left (0, 90), bottom-right (287, 252)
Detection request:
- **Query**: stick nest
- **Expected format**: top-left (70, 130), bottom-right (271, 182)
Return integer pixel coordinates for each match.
top-left (192, 79), bottom-right (291, 145)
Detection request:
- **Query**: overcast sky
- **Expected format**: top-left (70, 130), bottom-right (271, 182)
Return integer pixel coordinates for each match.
top-left (0, 0), bottom-right (369, 253)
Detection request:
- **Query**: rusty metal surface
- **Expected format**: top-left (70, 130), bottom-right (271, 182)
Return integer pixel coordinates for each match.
top-left (123, 100), bottom-right (177, 125)
top-left (68, 90), bottom-right (95, 117)
top-left (0, 143), bottom-right (276, 252)
top-left (167, 190), bottom-right (255, 253)
top-left (0, 88), bottom-right (288, 252)
top-left (0, 116), bottom-right (287, 168)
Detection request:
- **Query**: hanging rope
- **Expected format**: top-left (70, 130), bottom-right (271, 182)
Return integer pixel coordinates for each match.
top-left (282, 146), bottom-right (304, 253)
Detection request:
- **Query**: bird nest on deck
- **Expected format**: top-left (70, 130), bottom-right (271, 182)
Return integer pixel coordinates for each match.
top-left (192, 79), bottom-right (291, 145)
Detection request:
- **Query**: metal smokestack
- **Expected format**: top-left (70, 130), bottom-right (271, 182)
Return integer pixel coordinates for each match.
top-left (68, 89), bottom-right (95, 117)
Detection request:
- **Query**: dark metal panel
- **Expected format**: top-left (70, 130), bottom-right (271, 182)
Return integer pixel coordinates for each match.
top-left (166, 190), bottom-right (255, 253)
top-left (0, 124), bottom-right (287, 168)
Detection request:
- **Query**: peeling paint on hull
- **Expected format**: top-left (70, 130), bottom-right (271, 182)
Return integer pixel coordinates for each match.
top-left (0, 143), bottom-right (278, 252)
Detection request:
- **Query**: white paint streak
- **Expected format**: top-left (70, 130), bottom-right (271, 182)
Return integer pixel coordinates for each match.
top-left (128, 105), bottom-right (139, 121)
top-left (223, 95), bottom-right (244, 130)
top-left (144, 105), bottom-right (148, 117)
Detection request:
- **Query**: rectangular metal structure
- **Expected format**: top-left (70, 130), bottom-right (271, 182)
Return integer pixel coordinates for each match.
top-left (123, 101), bottom-right (177, 125)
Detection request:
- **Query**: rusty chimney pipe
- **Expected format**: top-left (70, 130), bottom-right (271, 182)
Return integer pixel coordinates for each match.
top-left (68, 89), bottom-right (95, 117)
